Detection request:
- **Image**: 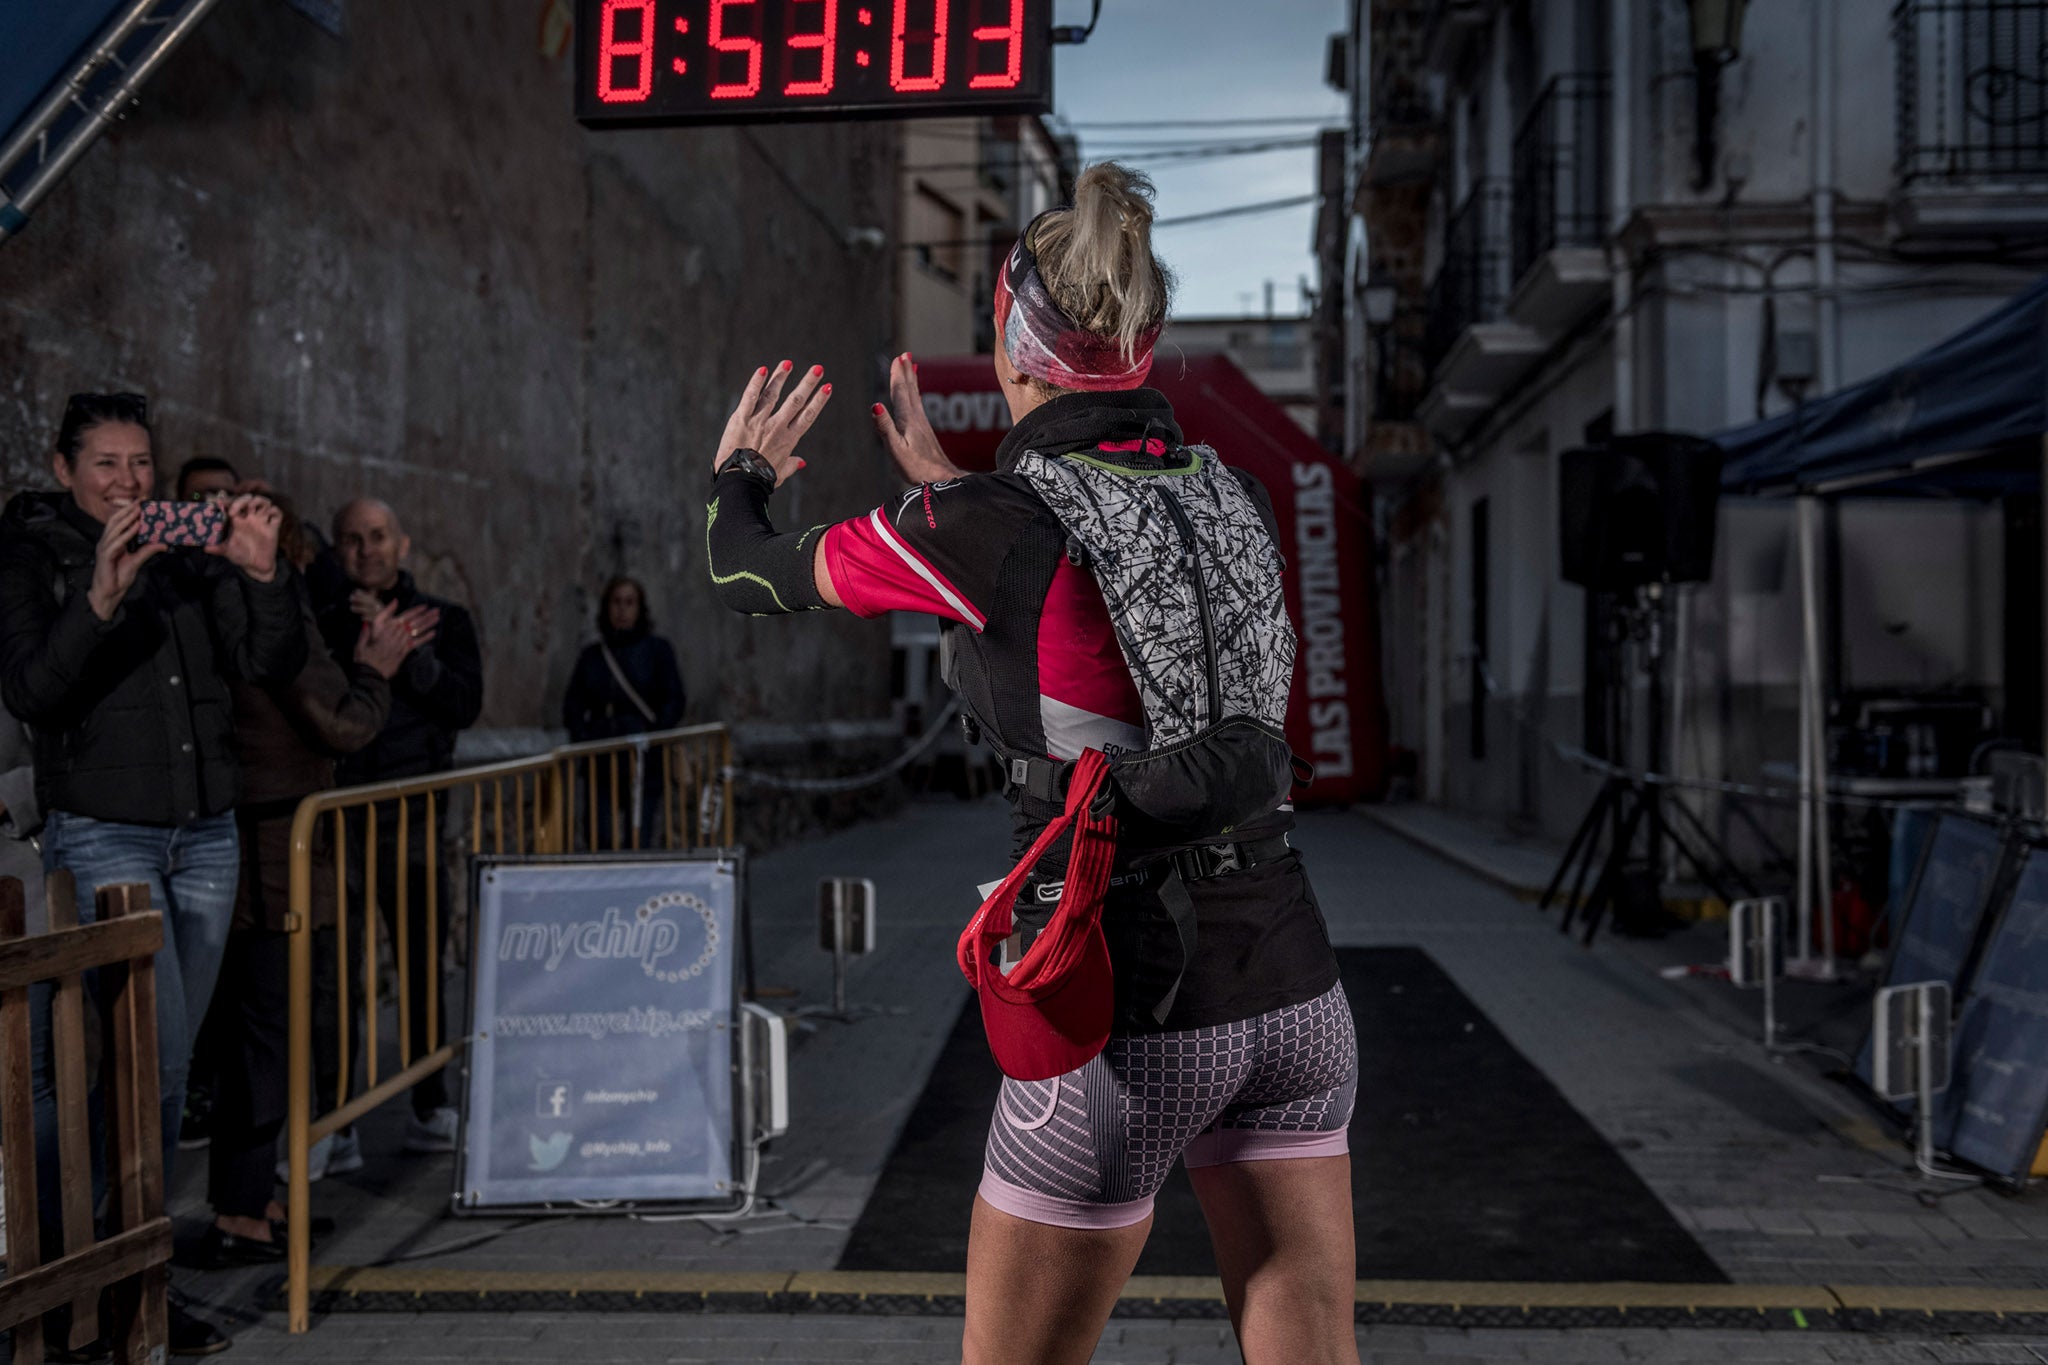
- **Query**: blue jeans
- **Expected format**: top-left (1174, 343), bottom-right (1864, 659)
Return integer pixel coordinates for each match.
top-left (41, 809), bottom-right (240, 1188)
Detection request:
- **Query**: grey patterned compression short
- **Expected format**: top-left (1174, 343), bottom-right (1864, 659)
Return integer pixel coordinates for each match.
top-left (978, 983), bottom-right (1358, 1229)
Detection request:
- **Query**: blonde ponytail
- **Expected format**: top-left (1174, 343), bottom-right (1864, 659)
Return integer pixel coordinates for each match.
top-left (1030, 162), bottom-right (1174, 364)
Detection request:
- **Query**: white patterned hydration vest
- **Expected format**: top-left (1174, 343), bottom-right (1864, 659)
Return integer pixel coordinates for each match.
top-left (1014, 444), bottom-right (1298, 838)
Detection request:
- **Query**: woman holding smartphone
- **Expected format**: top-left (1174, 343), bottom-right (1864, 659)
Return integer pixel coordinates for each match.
top-left (0, 391), bottom-right (304, 1356)
top-left (703, 167), bottom-right (1360, 1365)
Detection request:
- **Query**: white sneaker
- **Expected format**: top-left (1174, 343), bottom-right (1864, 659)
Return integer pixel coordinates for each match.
top-left (403, 1106), bottom-right (460, 1154)
top-left (278, 1133), bottom-right (331, 1185)
top-left (276, 1127), bottom-right (365, 1184)
top-left (326, 1126), bottom-right (365, 1175)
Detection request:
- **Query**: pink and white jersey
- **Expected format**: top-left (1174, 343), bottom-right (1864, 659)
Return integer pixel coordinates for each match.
top-left (822, 472), bottom-right (1146, 761)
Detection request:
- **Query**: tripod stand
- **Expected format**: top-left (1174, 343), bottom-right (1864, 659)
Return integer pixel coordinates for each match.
top-left (1542, 583), bottom-right (1756, 942)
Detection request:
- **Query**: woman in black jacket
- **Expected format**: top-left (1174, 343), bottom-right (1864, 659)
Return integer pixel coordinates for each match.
top-left (562, 576), bottom-right (685, 847)
top-left (0, 393), bottom-right (302, 1352)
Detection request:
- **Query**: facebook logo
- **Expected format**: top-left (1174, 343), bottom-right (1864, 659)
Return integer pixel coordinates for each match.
top-left (536, 1082), bottom-right (572, 1119)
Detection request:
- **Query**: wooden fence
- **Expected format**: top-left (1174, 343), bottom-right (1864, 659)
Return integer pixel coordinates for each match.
top-left (0, 872), bottom-right (170, 1364)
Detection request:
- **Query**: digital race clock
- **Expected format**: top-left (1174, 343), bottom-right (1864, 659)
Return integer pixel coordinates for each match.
top-left (575, 0), bottom-right (1054, 127)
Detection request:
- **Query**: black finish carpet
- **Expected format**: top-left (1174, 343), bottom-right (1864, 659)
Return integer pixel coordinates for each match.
top-left (837, 946), bottom-right (1725, 1283)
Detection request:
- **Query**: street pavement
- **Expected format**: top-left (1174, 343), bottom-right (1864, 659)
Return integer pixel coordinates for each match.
top-left (163, 795), bottom-right (2048, 1363)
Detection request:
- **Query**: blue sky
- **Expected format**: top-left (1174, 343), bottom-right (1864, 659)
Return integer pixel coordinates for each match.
top-left (1049, 0), bottom-right (1346, 319)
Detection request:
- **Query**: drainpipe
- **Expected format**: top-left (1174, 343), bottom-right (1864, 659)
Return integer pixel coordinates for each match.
top-left (1609, 0), bottom-right (1634, 434)
top-left (1812, 0), bottom-right (1839, 393)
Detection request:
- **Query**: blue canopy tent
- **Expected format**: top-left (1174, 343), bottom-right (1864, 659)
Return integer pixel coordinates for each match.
top-left (1711, 277), bottom-right (2048, 966)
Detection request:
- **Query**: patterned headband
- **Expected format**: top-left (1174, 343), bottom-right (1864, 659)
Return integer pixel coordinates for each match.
top-left (994, 215), bottom-right (1161, 393)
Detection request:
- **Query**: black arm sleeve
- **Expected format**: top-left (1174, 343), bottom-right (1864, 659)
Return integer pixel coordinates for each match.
top-left (705, 471), bottom-right (828, 616)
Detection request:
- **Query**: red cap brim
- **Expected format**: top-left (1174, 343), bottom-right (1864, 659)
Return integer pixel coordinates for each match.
top-left (975, 923), bottom-right (1114, 1082)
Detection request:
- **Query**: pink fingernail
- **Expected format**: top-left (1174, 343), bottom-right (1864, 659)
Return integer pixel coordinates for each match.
top-left (872, 403), bottom-right (885, 415)
top-left (822, 384), bottom-right (832, 394)
top-left (811, 365), bottom-right (824, 377)
top-left (756, 366), bottom-right (767, 376)
top-left (779, 360), bottom-right (792, 370)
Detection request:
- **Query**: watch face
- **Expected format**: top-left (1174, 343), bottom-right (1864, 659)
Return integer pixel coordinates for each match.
top-left (719, 450), bottom-right (775, 483)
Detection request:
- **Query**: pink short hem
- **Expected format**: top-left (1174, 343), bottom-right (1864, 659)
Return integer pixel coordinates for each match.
top-left (977, 1171), bottom-right (1154, 1230)
top-left (1182, 1127), bottom-right (1351, 1169)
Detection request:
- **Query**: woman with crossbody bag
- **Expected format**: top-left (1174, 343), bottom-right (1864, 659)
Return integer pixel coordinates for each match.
top-left (562, 575), bottom-right (686, 847)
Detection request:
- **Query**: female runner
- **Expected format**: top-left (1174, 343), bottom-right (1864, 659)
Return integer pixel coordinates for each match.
top-left (704, 163), bottom-right (1360, 1365)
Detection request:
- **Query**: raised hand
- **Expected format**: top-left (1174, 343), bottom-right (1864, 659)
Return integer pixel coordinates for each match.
top-left (354, 605), bottom-right (417, 679)
top-left (87, 501), bottom-right (169, 621)
top-left (713, 360), bottom-right (832, 488)
top-left (394, 604), bottom-right (441, 648)
top-left (208, 492), bottom-right (283, 582)
top-left (872, 352), bottom-right (965, 485)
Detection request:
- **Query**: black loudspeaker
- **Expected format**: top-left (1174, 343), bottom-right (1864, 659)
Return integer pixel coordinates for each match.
top-left (1560, 433), bottom-right (1724, 590)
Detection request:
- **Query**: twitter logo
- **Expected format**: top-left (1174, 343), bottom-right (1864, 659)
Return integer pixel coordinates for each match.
top-left (528, 1131), bottom-right (573, 1172)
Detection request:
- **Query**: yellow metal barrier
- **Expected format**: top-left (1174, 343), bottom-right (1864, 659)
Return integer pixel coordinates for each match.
top-left (283, 723), bottom-right (734, 1333)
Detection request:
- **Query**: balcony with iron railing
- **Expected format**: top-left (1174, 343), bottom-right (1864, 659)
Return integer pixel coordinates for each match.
top-left (1503, 72), bottom-right (1614, 333)
top-left (1417, 178), bottom-right (1548, 443)
top-left (1424, 180), bottom-right (1512, 377)
top-left (1894, 0), bottom-right (2048, 230)
top-left (1510, 74), bottom-right (1610, 283)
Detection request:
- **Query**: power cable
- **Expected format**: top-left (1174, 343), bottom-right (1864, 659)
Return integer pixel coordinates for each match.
top-left (724, 695), bottom-right (963, 792)
top-left (1153, 193), bottom-right (1320, 228)
top-left (901, 136), bottom-right (1319, 175)
top-left (899, 191), bottom-right (1324, 248)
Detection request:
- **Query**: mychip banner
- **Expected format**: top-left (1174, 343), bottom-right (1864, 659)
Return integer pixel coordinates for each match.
top-left (457, 855), bottom-right (742, 1212)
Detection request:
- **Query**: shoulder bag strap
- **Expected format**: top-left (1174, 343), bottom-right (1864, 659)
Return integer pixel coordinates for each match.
top-left (598, 641), bottom-right (659, 724)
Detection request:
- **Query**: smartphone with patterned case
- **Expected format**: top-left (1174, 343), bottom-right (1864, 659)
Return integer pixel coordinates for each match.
top-left (134, 500), bottom-right (227, 548)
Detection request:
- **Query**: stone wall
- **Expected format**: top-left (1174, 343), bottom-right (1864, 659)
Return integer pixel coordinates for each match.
top-left (0, 0), bottom-right (904, 737)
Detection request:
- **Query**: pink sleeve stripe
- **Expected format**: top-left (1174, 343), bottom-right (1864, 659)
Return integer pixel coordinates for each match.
top-left (821, 513), bottom-right (987, 632)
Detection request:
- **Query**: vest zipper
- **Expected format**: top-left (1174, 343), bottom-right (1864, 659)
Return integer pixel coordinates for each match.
top-left (1158, 489), bottom-right (1223, 726)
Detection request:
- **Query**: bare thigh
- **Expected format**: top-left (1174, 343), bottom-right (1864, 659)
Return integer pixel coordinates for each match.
top-left (1188, 1155), bottom-right (1359, 1365)
top-left (962, 1194), bottom-right (1152, 1365)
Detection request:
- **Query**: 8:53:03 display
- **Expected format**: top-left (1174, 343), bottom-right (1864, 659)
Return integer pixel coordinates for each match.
top-left (575, 0), bottom-right (1053, 126)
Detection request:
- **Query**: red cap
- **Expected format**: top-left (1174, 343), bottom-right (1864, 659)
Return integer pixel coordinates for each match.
top-left (958, 750), bottom-right (1119, 1081)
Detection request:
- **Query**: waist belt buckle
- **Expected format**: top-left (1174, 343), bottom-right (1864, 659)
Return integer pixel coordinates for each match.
top-left (1205, 842), bottom-right (1244, 876)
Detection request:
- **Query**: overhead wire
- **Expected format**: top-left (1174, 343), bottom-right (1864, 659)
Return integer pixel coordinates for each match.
top-left (900, 136), bottom-right (1320, 176)
top-left (897, 192), bottom-right (1321, 250)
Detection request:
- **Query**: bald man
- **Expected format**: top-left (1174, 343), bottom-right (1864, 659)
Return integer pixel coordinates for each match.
top-left (320, 498), bottom-right (483, 1154)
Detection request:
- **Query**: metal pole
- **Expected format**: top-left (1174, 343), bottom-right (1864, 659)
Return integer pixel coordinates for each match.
top-left (1794, 496), bottom-right (1821, 968)
top-left (0, 0), bottom-right (160, 173)
top-left (0, 0), bottom-right (225, 241)
top-left (832, 890), bottom-right (848, 1018)
top-left (1761, 898), bottom-right (1778, 1050)
top-left (631, 739), bottom-right (647, 851)
top-left (1915, 986), bottom-right (1935, 1173)
top-left (1807, 497), bottom-right (1838, 975)
top-left (285, 803), bottom-right (316, 1334)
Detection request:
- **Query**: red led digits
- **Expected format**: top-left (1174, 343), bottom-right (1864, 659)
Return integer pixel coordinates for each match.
top-left (889, 0), bottom-right (949, 93)
top-left (783, 0), bottom-right (838, 96)
top-left (967, 0), bottom-right (1022, 89)
top-left (595, 0), bottom-right (657, 103)
top-left (709, 0), bottom-right (765, 99)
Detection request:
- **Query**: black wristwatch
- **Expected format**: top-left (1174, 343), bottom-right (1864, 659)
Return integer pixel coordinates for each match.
top-left (714, 447), bottom-right (778, 489)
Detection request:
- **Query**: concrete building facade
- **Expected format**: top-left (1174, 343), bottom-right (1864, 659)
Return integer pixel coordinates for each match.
top-left (897, 114), bottom-right (1075, 357)
top-left (1331, 0), bottom-right (2046, 863)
